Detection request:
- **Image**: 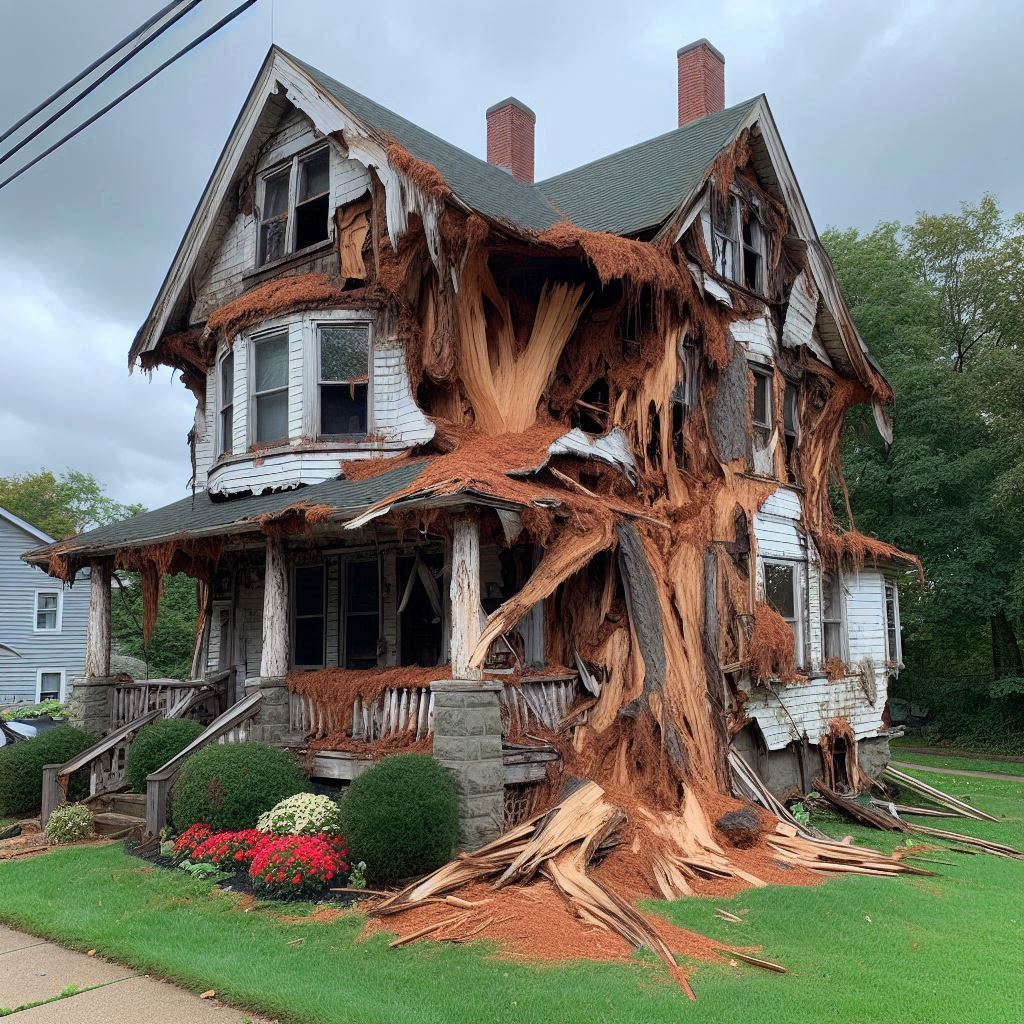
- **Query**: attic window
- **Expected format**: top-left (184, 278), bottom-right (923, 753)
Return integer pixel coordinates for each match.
top-left (711, 193), bottom-right (766, 293)
top-left (258, 146), bottom-right (331, 266)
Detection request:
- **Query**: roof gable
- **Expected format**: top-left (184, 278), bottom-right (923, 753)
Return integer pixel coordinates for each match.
top-left (0, 506), bottom-right (54, 546)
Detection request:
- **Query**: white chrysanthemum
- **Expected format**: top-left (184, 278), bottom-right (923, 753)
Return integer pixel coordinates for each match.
top-left (256, 793), bottom-right (343, 836)
top-left (45, 803), bottom-right (94, 845)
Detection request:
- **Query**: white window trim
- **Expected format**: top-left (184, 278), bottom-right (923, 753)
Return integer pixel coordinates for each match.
top-left (33, 589), bottom-right (63, 633)
top-left (314, 317), bottom-right (374, 440)
top-left (217, 348), bottom-right (235, 457)
top-left (761, 557), bottom-right (807, 669)
top-left (884, 579), bottom-right (903, 668)
top-left (36, 668), bottom-right (66, 702)
top-left (710, 190), bottom-right (766, 292)
top-left (820, 569), bottom-right (849, 665)
top-left (248, 328), bottom-right (291, 447)
top-left (750, 362), bottom-right (774, 429)
top-left (256, 143), bottom-right (331, 267)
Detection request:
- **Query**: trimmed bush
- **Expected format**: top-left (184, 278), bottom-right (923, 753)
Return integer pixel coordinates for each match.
top-left (257, 792), bottom-right (344, 836)
top-left (45, 803), bottom-right (94, 845)
top-left (170, 743), bottom-right (309, 832)
top-left (0, 725), bottom-right (95, 817)
top-left (124, 718), bottom-right (205, 793)
top-left (339, 754), bottom-right (459, 884)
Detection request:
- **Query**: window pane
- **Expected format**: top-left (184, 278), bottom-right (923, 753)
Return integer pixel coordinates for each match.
top-left (263, 168), bottom-right (290, 219)
top-left (40, 673), bottom-right (61, 699)
top-left (295, 193), bottom-right (330, 249)
top-left (37, 610), bottom-right (55, 630)
top-left (261, 221), bottom-right (287, 263)
top-left (347, 560), bottom-right (378, 614)
top-left (823, 622), bottom-right (843, 660)
top-left (294, 617), bottom-right (324, 667)
top-left (764, 563), bottom-right (795, 619)
top-left (784, 382), bottom-right (798, 432)
top-left (752, 371), bottom-right (771, 425)
top-left (294, 565), bottom-right (324, 617)
top-left (821, 573), bottom-right (840, 620)
top-left (320, 326), bottom-right (368, 381)
top-left (256, 391), bottom-right (288, 443)
top-left (298, 149), bottom-right (329, 201)
top-left (220, 352), bottom-right (234, 399)
top-left (255, 335), bottom-right (288, 392)
top-left (345, 615), bottom-right (379, 667)
top-left (220, 406), bottom-right (233, 454)
top-left (38, 594), bottom-right (57, 611)
top-left (321, 383), bottom-right (367, 435)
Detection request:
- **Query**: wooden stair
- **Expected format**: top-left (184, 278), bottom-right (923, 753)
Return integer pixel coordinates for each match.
top-left (88, 792), bottom-right (146, 838)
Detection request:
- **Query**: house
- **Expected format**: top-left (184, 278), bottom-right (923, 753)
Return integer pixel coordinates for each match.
top-left (24, 40), bottom-right (917, 844)
top-left (1, 506), bottom-right (89, 707)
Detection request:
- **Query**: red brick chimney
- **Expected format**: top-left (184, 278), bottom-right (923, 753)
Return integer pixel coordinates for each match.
top-left (677, 39), bottom-right (725, 127)
top-left (486, 97), bottom-right (535, 184)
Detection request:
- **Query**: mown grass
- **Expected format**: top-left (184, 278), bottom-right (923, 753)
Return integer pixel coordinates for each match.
top-left (0, 767), bottom-right (1020, 1024)
top-left (889, 741), bottom-right (1024, 777)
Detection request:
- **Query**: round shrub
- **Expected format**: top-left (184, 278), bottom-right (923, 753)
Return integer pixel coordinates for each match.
top-left (0, 725), bottom-right (95, 817)
top-left (170, 742), bottom-right (309, 832)
top-left (257, 792), bottom-right (344, 836)
top-left (125, 718), bottom-right (205, 793)
top-left (339, 754), bottom-right (459, 884)
top-left (45, 803), bottom-right (94, 845)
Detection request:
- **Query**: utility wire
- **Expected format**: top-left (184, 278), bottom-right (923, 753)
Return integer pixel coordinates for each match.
top-left (0, 0), bottom-right (260, 192)
top-left (0, 0), bottom-right (205, 168)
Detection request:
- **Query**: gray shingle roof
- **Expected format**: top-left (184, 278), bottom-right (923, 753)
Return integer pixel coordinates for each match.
top-left (537, 98), bottom-right (761, 235)
top-left (288, 49), bottom-right (758, 238)
top-left (23, 463), bottom-right (427, 562)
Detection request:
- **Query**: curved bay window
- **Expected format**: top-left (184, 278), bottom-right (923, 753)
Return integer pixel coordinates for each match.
top-left (319, 323), bottom-right (369, 438)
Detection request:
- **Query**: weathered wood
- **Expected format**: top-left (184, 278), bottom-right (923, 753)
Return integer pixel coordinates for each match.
top-left (40, 764), bottom-right (62, 825)
top-left (615, 523), bottom-right (666, 702)
top-left (260, 536), bottom-right (289, 677)
top-left (84, 558), bottom-right (112, 677)
top-left (450, 511), bottom-right (482, 679)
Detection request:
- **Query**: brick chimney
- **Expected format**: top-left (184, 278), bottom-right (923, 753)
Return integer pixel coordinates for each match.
top-left (677, 39), bottom-right (725, 127)
top-left (486, 97), bottom-right (535, 184)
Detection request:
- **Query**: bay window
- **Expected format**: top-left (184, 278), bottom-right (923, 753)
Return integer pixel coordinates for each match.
top-left (319, 324), bottom-right (369, 437)
top-left (252, 332), bottom-right (289, 444)
top-left (218, 350), bottom-right (234, 455)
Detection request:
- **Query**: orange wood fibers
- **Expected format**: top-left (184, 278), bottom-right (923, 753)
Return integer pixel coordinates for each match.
top-left (746, 602), bottom-right (801, 684)
top-left (340, 452), bottom-right (428, 481)
top-left (253, 501), bottom-right (336, 537)
top-left (814, 528), bottom-right (923, 584)
top-left (823, 656), bottom-right (848, 682)
top-left (386, 142), bottom-right (450, 201)
top-left (205, 274), bottom-right (350, 343)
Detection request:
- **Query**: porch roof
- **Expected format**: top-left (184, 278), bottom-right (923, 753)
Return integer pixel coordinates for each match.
top-left (21, 462), bottom-right (430, 567)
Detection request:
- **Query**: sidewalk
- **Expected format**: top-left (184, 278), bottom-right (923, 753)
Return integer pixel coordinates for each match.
top-left (0, 924), bottom-right (271, 1022)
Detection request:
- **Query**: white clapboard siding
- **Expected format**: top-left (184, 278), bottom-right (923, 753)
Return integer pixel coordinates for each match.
top-left (845, 569), bottom-right (887, 666)
top-left (754, 487), bottom-right (804, 561)
top-left (373, 343), bottom-right (435, 444)
top-left (193, 367), bottom-right (217, 489)
top-left (730, 314), bottom-right (775, 362)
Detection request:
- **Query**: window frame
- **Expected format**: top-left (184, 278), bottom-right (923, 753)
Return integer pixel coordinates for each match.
top-left (256, 144), bottom-right (332, 267)
top-left (316, 320), bottom-right (372, 441)
top-left (710, 192), bottom-right (767, 293)
top-left (750, 363), bottom-right (774, 429)
top-left (33, 589), bottom-right (63, 633)
top-left (820, 569), bottom-right (847, 664)
top-left (291, 562), bottom-right (327, 669)
top-left (762, 558), bottom-right (806, 668)
top-left (36, 668), bottom-right (66, 702)
top-left (249, 329), bottom-right (291, 447)
top-left (884, 579), bottom-right (903, 668)
top-left (217, 348), bottom-right (235, 457)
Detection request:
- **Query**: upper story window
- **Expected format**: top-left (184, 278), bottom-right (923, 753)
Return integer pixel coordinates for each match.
top-left (258, 146), bottom-right (331, 266)
top-left (319, 324), bottom-right (369, 438)
top-left (751, 363), bottom-right (773, 428)
top-left (821, 571), bottom-right (845, 662)
top-left (884, 580), bottom-right (902, 667)
top-left (34, 590), bottom-right (62, 632)
top-left (764, 560), bottom-right (805, 667)
top-left (252, 332), bottom-right (289, 444)
top-left (218, 351), bottom-right (234, 456)
top-left (711, 193), bottom-right (766, 293)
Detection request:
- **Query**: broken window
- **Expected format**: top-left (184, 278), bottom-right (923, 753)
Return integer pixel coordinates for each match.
top-left (293, 563), bottom-right (325, 668)
top-left (252, 332), bottom-right (289, 444)
top-left (764, 560), bottom-right (804, 665)
top-left (258, 146), bottom-right (331, 266)
top-left (319, 324), bottom-right (369, 437)
top-left (821, 571), bottom-right (845, 662)
top-left (884, 580), bottom-right (902, 667)
top-left (218, 350), bottom-right (234, 456)
top-left (711, 193), bottom-right (766, 293)
top-left (751, 364), bottom-right (773, 428)
top-left (711, 198), bottom-right (737, 280)
top-left (34, 591), bottom-right (60, 631)
top-left (344, 559), bottom-right (379, 668)
top-left (783, 378), bottom-right (799, 477)
top-left (741, 210), bottom-right (763, 291)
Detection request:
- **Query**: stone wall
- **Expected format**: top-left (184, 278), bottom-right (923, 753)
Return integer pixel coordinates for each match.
top-left (66, 675), bottom-right (114, 737)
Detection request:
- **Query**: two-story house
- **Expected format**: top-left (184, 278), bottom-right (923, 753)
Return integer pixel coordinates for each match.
top-left (24, 40), bottom-right (917, 823)
top-left (1, 507), bottom-right (89, 707)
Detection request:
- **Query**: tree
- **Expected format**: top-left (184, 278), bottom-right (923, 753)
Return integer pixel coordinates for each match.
top-left (112, 573), bottom-right (198, 680)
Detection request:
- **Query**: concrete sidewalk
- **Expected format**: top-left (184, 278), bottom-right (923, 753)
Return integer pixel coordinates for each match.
top-left (0, 924), bottom-right (271, 1021)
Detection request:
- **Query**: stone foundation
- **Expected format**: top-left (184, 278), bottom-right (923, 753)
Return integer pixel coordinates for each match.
top-left (65, 676), bottom-right (115, 737)
top-left (245, 676), bottom-right (303, 746)
top-left (430, 679), bottom-right (504, 850)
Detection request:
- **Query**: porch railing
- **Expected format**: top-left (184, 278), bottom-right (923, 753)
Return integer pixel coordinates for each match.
top-left (112, 671), bottom-right (230, 729)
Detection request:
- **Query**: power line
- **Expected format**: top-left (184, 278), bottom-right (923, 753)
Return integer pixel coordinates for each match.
top-left (0, 0), bottom-right (260, 193)
top-left (0, 0), bottom-right (205, 169)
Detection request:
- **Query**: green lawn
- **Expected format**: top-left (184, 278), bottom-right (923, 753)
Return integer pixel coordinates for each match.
top-left (889, 741), bottom-right (1024, 777)
top-left (0, 769), bottom-right (1021, 1024)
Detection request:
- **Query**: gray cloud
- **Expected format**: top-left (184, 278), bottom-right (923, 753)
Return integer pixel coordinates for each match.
top-left (1, 0), bottom-right (1020, 509)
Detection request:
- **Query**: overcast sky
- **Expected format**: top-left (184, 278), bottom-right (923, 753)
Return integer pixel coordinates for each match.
top-left (1, 0), bottom-right (1021, 515)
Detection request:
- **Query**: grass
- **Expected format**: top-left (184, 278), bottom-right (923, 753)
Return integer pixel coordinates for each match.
top-left (889, 741), bottom-right (1024, 777)
top-left (0, 767), bottom-right (1020, 1024)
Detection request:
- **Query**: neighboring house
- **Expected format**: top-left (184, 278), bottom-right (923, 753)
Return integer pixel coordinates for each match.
top-left (24, 40), bottom-right (914, 808)
top-left (0, 507), bottom-right (88, 705)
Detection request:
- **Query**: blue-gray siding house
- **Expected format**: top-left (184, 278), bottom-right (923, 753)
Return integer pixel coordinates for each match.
top-left (0, 507), bottom-right (89, 706)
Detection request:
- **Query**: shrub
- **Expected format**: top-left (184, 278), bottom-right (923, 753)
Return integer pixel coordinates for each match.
top-left (0, 725), bottom-right (95, 817)
top-left (172, 823), bottom-right (213, 861)
top-left (249, 835), bottom-right (349, 899)
top-left (339, 754), bottom-right (459, 884)
top-left (125, 718), bottom-right (205, 793)
top-left (257, 792), bottom-right (344, 836)
top-left (170, 743), bottom-right (309, 832)
top-left (45, 803), bottom-right (94, 845)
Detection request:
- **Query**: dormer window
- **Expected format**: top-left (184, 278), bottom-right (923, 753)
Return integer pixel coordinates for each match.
top-left (258, 146), bottom-right (331, 266)
top-left (252, 332), bottom-right (289, 444)
top-left (319, 324), bottom-right (369, 438)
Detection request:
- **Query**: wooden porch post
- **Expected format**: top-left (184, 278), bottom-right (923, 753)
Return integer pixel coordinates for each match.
top-left (450, 511), bottom-right (481, 680)
top-left (260, 537), bottom-right (289, 678)
top-left (84, 558), bottom-right (112, 677)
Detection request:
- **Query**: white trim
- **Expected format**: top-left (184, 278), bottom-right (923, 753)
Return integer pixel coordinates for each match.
top-left (36, 668), bottom-right (66, 702)
top-left (248, 327), bottom-right (291, 447)
top-left (216, 347), bottom-right (235, 457)
top-left (33, 588), bottom-right (63, 633)
top-left (0, 506), bottom-right (54, 545)
top-left (884, 579), bottom-right (903, 668)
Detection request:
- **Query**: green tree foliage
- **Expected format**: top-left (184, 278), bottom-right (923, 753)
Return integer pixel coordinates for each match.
top-left (112, 573), bottom-right (198, 680)
top-left (824, 197), bottom-right (1024, 751)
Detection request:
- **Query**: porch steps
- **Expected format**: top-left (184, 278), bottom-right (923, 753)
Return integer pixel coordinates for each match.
top-left (93, 811), bottom-right (145, 837)
top-left (89, 792), bottom-right (146, 838)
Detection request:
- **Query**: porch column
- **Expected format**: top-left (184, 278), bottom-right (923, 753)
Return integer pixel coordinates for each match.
top-left (450, 511), bottom-right (481, 680)
top-left (260, 536), bottom-right (289, 677)
top-left (84, 558), bottom-right (112, 677)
